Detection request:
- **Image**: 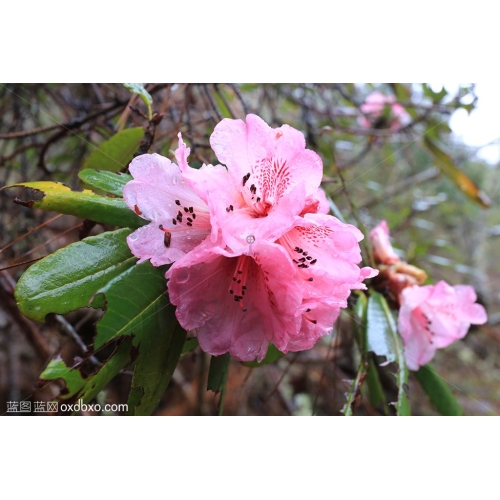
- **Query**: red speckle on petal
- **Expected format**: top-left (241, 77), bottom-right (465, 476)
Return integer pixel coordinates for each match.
top-left (134, 204), bottom-right (142, 215)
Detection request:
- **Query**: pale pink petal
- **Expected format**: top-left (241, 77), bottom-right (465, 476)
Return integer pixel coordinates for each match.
top-left (127, 224), bottom-right (186, 266)
top-left (123, 153), bottom-right (212, 264)
top-left (284, 300), bottom-right (340, 352)
top-left (174, 132), bottom-right (190, 172)
top-left (403, 326), bottom-right (437, 371)
top-left (124, 154), bottom-right (209, 224)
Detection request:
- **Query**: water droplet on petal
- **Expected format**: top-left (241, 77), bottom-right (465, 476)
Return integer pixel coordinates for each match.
top-left (246, 235), bottom-right (255, 244)
top-left (129, 232), bottom-right (138, 241)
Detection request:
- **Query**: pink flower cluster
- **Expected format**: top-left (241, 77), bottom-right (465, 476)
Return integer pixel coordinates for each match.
top-left (124, 114), bottom-right (378, 361)
top-left (358, 91), bottom-right (410, 132)
top-left (369, 221), bottom-right (487, 370)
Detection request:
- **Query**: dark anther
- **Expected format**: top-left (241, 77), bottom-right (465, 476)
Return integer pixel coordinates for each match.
top-left (175, 200), bottom-right (181, 205)
top-left (184, 207), bottom-right (189, 213)
top-left (186, 222), bottom-right (193, 227)
top-left (308, 277), bottom-right (313, 282)
top-left (310, 259), bottom-right (317, 265)
top-left (192, 213), bottom-right (196, 219)
top-left (189, 207), bottom-right (194, 213)
top-left (172, 219), bottom-right (177, 225)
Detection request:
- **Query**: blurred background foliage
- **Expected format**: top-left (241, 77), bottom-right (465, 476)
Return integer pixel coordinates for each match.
top-left (1, 83), bottom-right (499, 415)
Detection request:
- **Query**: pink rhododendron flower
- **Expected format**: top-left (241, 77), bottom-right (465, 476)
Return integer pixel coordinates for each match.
top-left (398, 281), bottom-right (487, 370)
top-left (185, 114), bottom-right (324, 253)
top-left (358, 91), bottom-right (410, 132)
top-left (369, 220), bottom-right (400, 265)
top-left (124, 116), bottom-right (378, 362)
top-left (123, 136), bottom-right (212, 266)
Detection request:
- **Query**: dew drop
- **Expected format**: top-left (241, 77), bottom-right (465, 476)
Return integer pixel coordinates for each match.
top-left (246, 234), bottom-right (255, 244)
top-left (129, 232), bottom-right (138, 241)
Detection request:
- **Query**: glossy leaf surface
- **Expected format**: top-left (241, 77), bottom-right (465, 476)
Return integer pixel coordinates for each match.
top-left (4, 181), bottom-right (145, 228)
top-left (15, 228), bottom-right (135, 322)
top-left (78, 169), bottom-right (132, 197)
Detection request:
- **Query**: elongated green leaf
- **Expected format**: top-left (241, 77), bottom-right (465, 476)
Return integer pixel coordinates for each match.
top-left (39, 337), bottom-right (134, 407)
top-left (128, 308), bottom-right (186, 416)
top-left (365, 357), bottom-right (388, 414)
top-left (4, 181), bottom-right (145, 228)
top-left (78, 169), bottom-right (132, 197)
top-left (241, 343), bottom-right (285, 368)
top-left (92, 259), bottom-right (186, 415)
top-left (414, 364), bottom-right (463, 416)
top-left (15, 228), bottom-right (136, 322)
top-left (208, 353), bottom-right (231, 416)
top-left (423, 136), bottom-right (491, 208)
top-left (366, 292), bottom-right (411, 416)
top-left (82, 127), bottom-right (144, 172)
top-left (93, 261), bottom-right (169, 349)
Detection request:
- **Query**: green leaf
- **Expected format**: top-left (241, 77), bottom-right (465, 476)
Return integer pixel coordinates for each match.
top-left (365, 357), bottom-right (388, 414)
top-left (207, 353), bottom-right (231, 416)
top-left (241, 343), bottom-right (285, 367)
top-left (4, 181), bottom-right (146, 228)
top-left (353, 292), bottom-right (367, 348)
top-left (127, 307), bottom-right (186, 416)
top-left (82, 127), bottom-right (144, 172)
top-left (39, 337), bottom-right (135, 407)
top-left (414, 364), bottom-right (463, 416)
top-left (123, 84), bottom-right (153, 120)
top-left (366, 292), bottom-right (411, 416)
top-left (92, 259), bottom-right (187, 415)
top-left (93, 261), bottom-right (169, 349)
top-left (423, 136), bottom-right (491, 208)
top-left (78, 169), bottom-right (132, 197)
top-left (14, 228), bottom-right (136, 322)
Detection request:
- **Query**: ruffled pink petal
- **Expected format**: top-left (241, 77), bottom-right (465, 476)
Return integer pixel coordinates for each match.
top-left (301, 187), bottom-right (330, 215)
top-left (167, 240), bottom-right (303, 362)
top-left (123, 153), bottom-right (212, 263)
top-left (283, 300), bottom-right (340, 352)
top-left (277, 213), bottom-right (376, 300)
top-left (402, 325), bottom-right (437, 371)
top-left (124, 154), bottom-right (209, 224)
top-left (211, 113), bottom-right (322, 205)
